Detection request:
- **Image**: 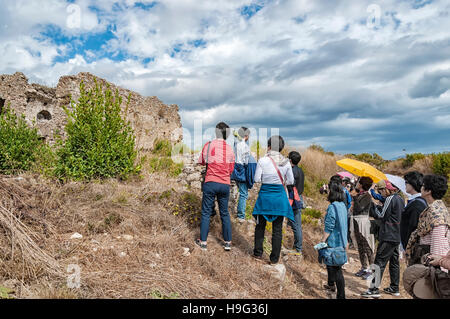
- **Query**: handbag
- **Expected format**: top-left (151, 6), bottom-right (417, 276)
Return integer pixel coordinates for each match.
top-left (319, 204), bottom-right (348, 266)
top-left (430, 265), bottom-right (450, 299)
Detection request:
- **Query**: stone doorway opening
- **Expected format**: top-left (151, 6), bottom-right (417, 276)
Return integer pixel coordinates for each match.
top-left (37, 110), bottom-right (52, 121)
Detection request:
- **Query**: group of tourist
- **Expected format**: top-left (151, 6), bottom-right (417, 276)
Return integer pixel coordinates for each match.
top-left (195, 122), bottom-right (305, 262)
top-left (195, 122), bottom-right (449, 299)
top-left (319, 167), bottom-right (449, 299)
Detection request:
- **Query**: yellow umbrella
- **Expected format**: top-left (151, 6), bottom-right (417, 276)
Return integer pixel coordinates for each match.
top-left (336, 158), bottom-right (387, 183)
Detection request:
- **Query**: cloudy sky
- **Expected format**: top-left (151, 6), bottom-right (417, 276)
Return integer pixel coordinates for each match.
top-left (1, 0), bottom-right (449, 159)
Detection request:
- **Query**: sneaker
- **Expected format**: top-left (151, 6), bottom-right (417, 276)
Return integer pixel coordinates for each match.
top-left (361, 288), bottom-right (381, 299)
top-left (323, 284), bottom-right (336, 292)
top-left (355, 269), bottom-right (366, 277)
top-left (237, 218), bottom-right (246, 224)
top-left (195, 239), bottom-right (207, 251)
top-left (383, 287), bottom-right (400, 296)
top-left (223, 242), bottom-right (231, 251)
top-left (361, 270), bottom-right (373, 280)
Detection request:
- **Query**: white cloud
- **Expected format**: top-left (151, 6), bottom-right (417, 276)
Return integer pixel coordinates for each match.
top-left (1, 0), bottom-right (449, 157)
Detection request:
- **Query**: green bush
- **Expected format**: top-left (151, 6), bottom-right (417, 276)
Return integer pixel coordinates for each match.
top-left (153, 139), bottom-right (172, 157)
top-left (432, 152), bottom-right (450, 177)
top-left (0, 104), bottom-right (44, 174)
top-left (402, 153), bottom-right (426, 168)
top-left (149, 156), bottom-right (183, 177)
top-left (54, 81), bottom-right (140, 181)
top-left (303, 208), bottom-right (322, 219)
top-left (301, 214), bottom-right (319, 227)
top-left (351, 153), bottom-right (386, 169)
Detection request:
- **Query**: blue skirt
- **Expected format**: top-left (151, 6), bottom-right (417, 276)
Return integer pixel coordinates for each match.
top-left (252, 184), bottom-right (294, 222)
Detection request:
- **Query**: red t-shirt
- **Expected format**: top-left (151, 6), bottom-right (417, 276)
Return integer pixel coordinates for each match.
top-left (198, 139), bottom-right (235, 185)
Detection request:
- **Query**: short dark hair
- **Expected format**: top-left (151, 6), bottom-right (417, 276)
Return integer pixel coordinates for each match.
top-left (359, 176), bottom-right (373, 191)
top-left (238, 127), bottom-right (250, 138)
top-left (330, 175), bottom-right (342, 185)
top-left (404, 171), bottom-right (423, 193)
top-left (267, 135), bottom-right (285, 152)
top-left (422, 174), bottom-right (448, 200)
top-left (288, 151), bottom-right (301, 165)
top-left (328, 182), bottom-right (345, 203)
top-left (215, 122), bottom-right (230, 140)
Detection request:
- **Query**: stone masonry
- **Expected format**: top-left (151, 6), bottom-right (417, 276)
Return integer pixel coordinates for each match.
top-left (0, 72), bottom-right (182, 150)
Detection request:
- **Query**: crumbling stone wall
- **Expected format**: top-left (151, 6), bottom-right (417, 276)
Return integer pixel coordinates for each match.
top-left (0, 72), bottom-right (182, 150)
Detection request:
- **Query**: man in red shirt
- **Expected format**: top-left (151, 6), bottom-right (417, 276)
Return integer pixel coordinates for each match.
top-left (196, 122), bottom-right (235, 251)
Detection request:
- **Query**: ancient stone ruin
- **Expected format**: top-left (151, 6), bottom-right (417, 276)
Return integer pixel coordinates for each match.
top-left (0, 72), bottom-right (182, 150)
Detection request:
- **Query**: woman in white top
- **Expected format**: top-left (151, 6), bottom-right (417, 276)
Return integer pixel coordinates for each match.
top-left (252, 135), bottom-right (295, 264)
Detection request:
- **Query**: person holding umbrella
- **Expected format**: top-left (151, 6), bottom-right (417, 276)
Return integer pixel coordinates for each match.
top-left (351, 176), bottom-right (376, 280)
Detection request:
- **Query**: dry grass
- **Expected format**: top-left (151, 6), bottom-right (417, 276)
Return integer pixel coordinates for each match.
top-left (0, 169), bottom-right (327, 299)
top-left (383, 156), bottom-right (434, 176)
top-left (299, 148), bottom-right (344, 182)
top-left (0, 146), bottom-right (425, 299)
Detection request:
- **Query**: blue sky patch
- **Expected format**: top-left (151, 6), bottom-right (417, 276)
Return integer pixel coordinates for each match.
top-left (240, 3), bottom-right (264, 19)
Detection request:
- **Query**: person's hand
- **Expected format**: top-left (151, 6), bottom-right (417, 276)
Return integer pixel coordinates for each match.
top-left (428, 255), bottom-right (442, 267)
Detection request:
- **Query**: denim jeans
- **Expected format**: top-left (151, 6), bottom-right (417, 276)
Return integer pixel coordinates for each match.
top-left (237, 182), bottom-right (248, 219)
top-left (200, 182), bottom-right (232, 242)
top-left (287, 208), bottom-right (303, 252)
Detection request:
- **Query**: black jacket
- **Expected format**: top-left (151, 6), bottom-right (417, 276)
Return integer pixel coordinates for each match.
top-left (374, 193), bottom-right (404, 243)
top-left (400, 196), bottom-right (427, 249)
top-left (287, 165), bottom-right (305, 195)
top-left (353, 192), bottom-right (372, 216)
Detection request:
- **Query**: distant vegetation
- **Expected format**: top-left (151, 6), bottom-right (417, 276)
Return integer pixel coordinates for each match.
top-left (0, 103), bottom-right (45, 174)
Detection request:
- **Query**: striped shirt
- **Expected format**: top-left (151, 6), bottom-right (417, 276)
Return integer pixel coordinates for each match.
top-left (420, 224), bottom-right (450, 272)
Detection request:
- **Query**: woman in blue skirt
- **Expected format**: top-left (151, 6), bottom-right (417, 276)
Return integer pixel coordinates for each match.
top-left (252, 135), bottom-right (295, 264)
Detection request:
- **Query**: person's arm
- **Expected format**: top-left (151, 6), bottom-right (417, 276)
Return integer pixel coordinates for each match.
top-left (285, 165), bottom-right (294, 186)
top-left (228, 147), bottom-right (235, 175)
top-left (298, 168), bottom-right (305, 195)
top-left (322, 206), bottom-right (335, 243)
top-left (373, 195), bottom-right (392, 219)
top-left (429, 251), bottom-right (450, 270)
top-left (429, 224), bottom-right (449, 256)
top-left (370, 189), bottom-right (385, 202)
top-left (439, 252), bottom-right (450, 270)
top-left (197, 143), bottom-right (208, 166)
top-left (254, 160), bottom-right (263, 183)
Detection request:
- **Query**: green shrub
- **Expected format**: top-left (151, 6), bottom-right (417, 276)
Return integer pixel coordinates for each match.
top-left (301, 214), bottom-right (319, 227)
top-left (352, 153), bottom-right (386, 169)
top-left (402, 153), bottom-right (426, 168)
top-left (303, 208), bottom-right (322, 219)
top-left (149, 156), bottom-right (183, 177)
top-left (431, 152), bottom-right (450, 177)
top-left (0, 104), bottom-right (44, 174)
top-left (153, 139), bottom-right (172, 157)
top-left (54, 81), bottom-right (140, 181)
top-left (0, 286), bottom-right (14, 299)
